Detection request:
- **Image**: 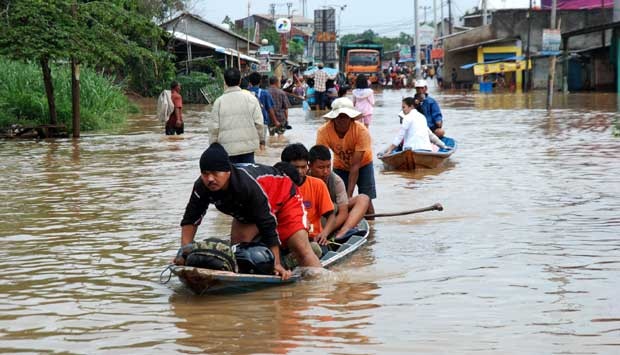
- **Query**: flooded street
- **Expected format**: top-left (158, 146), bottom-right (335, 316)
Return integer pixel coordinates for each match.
top-left (1, 88), bottom-right (619, 354)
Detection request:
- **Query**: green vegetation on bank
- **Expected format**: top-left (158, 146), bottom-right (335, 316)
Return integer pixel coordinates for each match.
top-left (175, 58), bottom-right (225, 104)
top-left (0, 1), bottom-right (181, 133)
top-left (0, 58), bottom-right (136, 131)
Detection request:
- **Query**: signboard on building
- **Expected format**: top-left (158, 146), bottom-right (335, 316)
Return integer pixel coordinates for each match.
top-left (473, 60), bottom-right (531, 76)
top-left (399, 45), bottom-right (412, 60)
top-left (316, 32), bottom-right (336, 42)
top-left (418, 25), bottom-right (435, 46)
top-left (258, 53), bottom-right (271, 73)
top-left (542, 29), bottom-right (561, 51)
top-left (431, 48), bottom-right (444, 59)
top-left (314, 8), bottom-right (337, 62)
top-left (275, 18), bottom-right (291, 33)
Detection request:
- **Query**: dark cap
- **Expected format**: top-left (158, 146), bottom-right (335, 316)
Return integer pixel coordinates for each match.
top-left (199, 143), bottom-right (231, 172)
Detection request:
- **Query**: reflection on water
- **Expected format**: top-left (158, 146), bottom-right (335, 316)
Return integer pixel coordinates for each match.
top-left (1, 92), bottom-right (619, 354)
top-left (171, 280), bottom-right (380, 354)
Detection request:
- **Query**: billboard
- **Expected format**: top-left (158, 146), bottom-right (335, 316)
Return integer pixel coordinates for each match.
top-left (314, 8), bottom-right (337, 62)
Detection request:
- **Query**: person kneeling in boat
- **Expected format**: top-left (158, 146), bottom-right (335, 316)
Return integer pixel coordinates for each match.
top-left (378, 95), bottom-right (449, 157)
top-left (174, 143), bottom-right (322, 280)
top-left (308, 144), bottom-right (370, 240)
top-left (281, 143), bottom-right (335, 247)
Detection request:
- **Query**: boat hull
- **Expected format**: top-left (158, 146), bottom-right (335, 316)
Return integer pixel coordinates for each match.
top-left (171, 219), bottom-right (370, 294)
top-left (379, 137), bottom-right (456, 170)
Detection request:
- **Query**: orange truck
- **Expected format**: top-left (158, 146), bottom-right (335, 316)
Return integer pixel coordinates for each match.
top-left (340, 43), bottom-right (383, 84)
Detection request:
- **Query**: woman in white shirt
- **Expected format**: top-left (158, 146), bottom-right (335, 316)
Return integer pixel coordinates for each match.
top-left (379, 96), bottom-right (447, 156)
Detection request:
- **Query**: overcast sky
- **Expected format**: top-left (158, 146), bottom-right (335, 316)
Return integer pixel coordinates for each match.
top-left (193, 0), bottom-right (494, 36)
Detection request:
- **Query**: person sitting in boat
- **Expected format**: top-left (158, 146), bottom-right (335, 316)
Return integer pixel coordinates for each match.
top-left (174, 143), bottom-right (322, 280)
top-left (414, 79), bottom-right (445, 138)
top-left (378, 95), bottom-right (448, 156)
top-left (308, 144), bottom-right (370, 241)
top-left (281, 143), bottom-right (334, 246)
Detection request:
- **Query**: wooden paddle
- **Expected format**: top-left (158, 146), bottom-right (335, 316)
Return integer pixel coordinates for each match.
top-left (364, 203), bottom-right (443, 218)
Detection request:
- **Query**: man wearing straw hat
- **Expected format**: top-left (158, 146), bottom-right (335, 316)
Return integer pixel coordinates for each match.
top-left (316, 98), bottom-right (376, 217)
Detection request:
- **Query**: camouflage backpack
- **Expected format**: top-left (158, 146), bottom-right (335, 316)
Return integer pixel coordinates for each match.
top-left (185, 238), bottom-right (237, 272)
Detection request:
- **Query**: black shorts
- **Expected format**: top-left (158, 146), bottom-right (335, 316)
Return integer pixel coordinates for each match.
top-left (165, 123), bottom-right (184, 135)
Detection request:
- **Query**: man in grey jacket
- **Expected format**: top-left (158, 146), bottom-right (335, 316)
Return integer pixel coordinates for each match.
top-left (209, 68), bottom-right (265, 164)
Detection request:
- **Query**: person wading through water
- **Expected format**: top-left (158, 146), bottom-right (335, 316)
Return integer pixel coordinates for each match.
top-left (316, 98), bottom-right (377, 218)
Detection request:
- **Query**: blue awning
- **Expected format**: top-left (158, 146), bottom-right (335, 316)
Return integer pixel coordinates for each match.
top-left (536, 50), bottom-right (562, 57)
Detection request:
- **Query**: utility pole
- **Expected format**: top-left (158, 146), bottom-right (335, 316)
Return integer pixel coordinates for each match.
top-left (482, 0), bottom-right (488, 25)
top-left (71, 2), bottom-right (80, 138)
top-left (447, 0), bottom-right (453, 34)
top-left (440, 0), bottom-right (445, 37)
top-left (433, 0), bottom-right (438, 37)
top-left (546, 0), bottom-right (558, 110)
top-left (420, 5), bottom-right (431, 24)
top-left (247, 0), bottom-right (251, 55)
top-left (415, 0), bottom-right (421, 79)
top-left (525, 0), bottom-right (532, 92)
top-left (615, 0), bottom-right (620, 95)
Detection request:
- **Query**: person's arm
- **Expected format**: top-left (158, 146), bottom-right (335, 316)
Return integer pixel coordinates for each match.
top-left (312, 182), bottom-right (335, 245)
top-left (347, 151), bottom-right (364, 198)
top-left (380, 144), bottom-right (397, 156)
top-left (315, 210), bottom-right (335, 245)
top-left (208, 99), bottom-right (221, 144)
top-left (269, 245), bottom-right (291, 280)
top-left (175, 181), bottom-right (209, 264)
top-left (382, 115), bottom-right (407, 155)
top-left (268, 108), bottom-right (280, 127)
top-left (249, 96), bottom-right (265, 149)
top-left (429, 100), bottom-right (443, 128)
top-left (265, 94), bottom-right (280, 127)
top-left (173, 106), bottom-right (182, 124)
top-left (428, 128), bottom-right (447, 149)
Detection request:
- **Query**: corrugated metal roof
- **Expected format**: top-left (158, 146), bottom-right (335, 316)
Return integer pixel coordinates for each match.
top-left (168, 30), bottom-right (259, 63)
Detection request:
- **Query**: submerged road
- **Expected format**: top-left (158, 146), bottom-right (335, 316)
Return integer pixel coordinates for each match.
top-left (1, 87), bottom-right (619, 354)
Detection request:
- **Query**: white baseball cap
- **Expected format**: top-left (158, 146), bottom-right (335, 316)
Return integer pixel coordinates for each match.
top-left (414, 79), bottom-right (428, 87)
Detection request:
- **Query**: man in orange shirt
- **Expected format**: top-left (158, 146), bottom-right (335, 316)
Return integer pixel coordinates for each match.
top-left (281, 143), bottom-right (334, 246)
top-left (166, 81), bottom-right (184, 135)
top-left (316, 98), bottom-right (376, 216)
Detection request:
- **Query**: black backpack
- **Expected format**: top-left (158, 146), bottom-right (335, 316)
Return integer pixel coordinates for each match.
top-left (185, 238), bottom-right (237, 272)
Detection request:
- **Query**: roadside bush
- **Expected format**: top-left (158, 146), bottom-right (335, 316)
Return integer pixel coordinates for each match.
top-left (0, 57), bottom-right (136, 131)
top-left (175, 58), bottom-right (224, 104)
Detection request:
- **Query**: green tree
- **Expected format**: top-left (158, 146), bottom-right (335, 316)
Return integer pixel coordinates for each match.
top-left (339, 30), bottom-right (413, 52)
top-left (288, 38), bottom-right (304, 61)
top-left (0, 0), bottom-right (172, 127)
top-left (260, 27), bottom-right (281, 52)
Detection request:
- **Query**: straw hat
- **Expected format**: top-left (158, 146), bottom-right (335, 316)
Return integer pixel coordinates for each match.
top-left (322, 98), bottom-right (362, 120)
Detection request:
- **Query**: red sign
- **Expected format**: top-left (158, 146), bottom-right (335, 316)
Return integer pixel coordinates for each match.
top-left (431, 48), bottom-right (444, 59)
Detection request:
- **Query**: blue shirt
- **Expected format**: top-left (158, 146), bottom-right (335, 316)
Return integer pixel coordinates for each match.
top-left (248, 86), bottom-right (274, 124)
top-left (420, 95), bottom-right (443, 131)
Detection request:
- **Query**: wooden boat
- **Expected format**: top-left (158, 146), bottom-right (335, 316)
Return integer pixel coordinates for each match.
top-left (379, 137), bottom-right (456, 170)
top-left (171, 219), bottom-right (370, 294)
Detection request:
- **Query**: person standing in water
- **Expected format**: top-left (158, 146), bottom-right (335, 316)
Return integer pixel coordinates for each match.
top-left (352, 74), bottom-right (375, 128)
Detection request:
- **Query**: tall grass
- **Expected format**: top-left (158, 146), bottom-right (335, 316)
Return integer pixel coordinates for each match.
top-left (0, 57), bottom-right (137, 131)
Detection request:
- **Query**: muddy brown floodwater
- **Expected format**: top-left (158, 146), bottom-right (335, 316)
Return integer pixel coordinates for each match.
top-left (1, 86), bottom-right (619, 354)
